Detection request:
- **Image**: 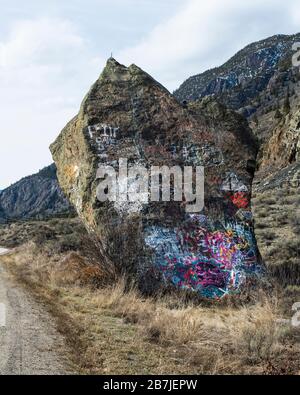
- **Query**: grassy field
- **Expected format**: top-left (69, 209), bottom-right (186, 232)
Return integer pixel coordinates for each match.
top-left (0, 218), bottom-right (300, 375)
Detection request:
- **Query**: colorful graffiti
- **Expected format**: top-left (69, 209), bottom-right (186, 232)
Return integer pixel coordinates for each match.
top-left (229, 192), bottom-right (249, 209)
top-left (221, 172), bottom-right (250, 209)
top-left (145, 215), bottom-right (260, 298)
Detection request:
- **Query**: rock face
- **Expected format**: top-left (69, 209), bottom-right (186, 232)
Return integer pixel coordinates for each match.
top-left (51, 58), bottom-right (261, 298)
top-left (260, 108), bottom-right (300, 170)
top-left (0, 164), bottom-right (73, 223)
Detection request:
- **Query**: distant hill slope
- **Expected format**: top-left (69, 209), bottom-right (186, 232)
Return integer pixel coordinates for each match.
top-left (174, 33), bottom-right (300, 118)
top-left (0, 164), bottom-right (73, 223)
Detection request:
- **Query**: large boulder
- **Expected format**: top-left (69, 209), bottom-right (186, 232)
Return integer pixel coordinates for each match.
top-left (51, 58), bottom-right (262, 298)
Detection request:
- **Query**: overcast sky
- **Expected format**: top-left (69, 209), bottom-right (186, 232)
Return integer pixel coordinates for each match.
top-left (1, 0), bottom-right (300, 188)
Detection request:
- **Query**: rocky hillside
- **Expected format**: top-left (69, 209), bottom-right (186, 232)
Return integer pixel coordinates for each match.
top-left (174, 33), bottom-right (300, 169)
top-left (0, 164), bottom-right (73, 223)
top-left (175, 33), bottom-right (300, 118)
top-left (51, 58), bottom-right (261, 299)
top-left (252, 102), bottom-right (300, 285)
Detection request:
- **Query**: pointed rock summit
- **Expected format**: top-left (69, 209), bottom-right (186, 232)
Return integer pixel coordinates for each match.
top-left (51, 59), bottom-right (262, 298)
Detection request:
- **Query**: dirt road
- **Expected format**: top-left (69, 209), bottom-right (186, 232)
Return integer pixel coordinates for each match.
top-left (0, 248), bottom-right (75, 375)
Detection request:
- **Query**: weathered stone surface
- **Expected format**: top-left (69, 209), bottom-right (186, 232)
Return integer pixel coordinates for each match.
top-left (51, 59), bottom-right (262, 298)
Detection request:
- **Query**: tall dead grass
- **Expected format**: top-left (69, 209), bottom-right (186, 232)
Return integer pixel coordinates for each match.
top-left (3, 241), bottom-right (300, 375)
top-left (72, 275), bottom-right (286, 370)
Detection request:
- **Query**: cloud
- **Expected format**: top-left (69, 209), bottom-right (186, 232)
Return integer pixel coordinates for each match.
top-left (1, 0), bottom-right (300, 187)
top-left (0, 18), bottom-right (105, 188)
top-left (118, 0), bottom-right (300, 90)
top-left (0, 19), bottom-right (84, 67)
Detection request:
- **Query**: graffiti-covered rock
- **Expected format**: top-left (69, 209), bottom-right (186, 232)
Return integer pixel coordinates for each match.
top-left (51, 58), bottom-right (262, 298)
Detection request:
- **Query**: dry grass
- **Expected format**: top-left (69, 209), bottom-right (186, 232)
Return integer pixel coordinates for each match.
top-left (1, 239), bottom-right (300, 375)
top-left (252, 187), bottom-right (300, 286)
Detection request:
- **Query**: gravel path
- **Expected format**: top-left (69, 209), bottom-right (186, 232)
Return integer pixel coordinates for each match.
top-left (0, 248), bottom-right (75, 375)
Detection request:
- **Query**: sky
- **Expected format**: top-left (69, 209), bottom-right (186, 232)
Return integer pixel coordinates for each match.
top-left (0, 0), bottom-right (300, 188)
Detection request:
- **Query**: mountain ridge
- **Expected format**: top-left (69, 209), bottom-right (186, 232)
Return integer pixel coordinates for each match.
top-left (0, 164), bottom-right (73, 223)
top-left (174, 32), bottom-right (300, 117)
